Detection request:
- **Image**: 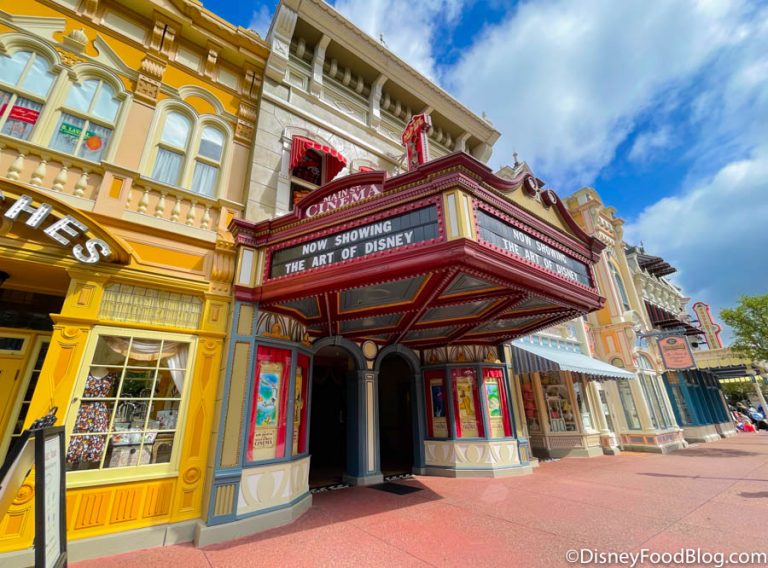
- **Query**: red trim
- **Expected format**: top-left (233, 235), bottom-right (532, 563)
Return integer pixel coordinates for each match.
top-left (296, 353), bottom-right (310, 453)
top-left (290, 136), bottom-right (348, 181)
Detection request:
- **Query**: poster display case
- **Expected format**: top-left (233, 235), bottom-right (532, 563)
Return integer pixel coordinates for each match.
top-left (424, 369), bottom-right (448, 438)
top-left (292, 353), bottom-right (310, 455)
top-left (451, 367), bottom-right (484, 438)
top-left (247, 346), bottom-right (291, 462)
top-left (483, 367), bottom-right (512, 438)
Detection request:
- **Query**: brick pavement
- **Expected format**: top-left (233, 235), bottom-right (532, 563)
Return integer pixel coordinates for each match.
top-left (73, 433), bottom-right (768, 568)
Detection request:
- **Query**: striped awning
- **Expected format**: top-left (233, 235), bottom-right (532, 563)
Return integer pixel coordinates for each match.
top-left (511, 341), bottom-right (634, 380)
top-left (290, 136), bottom-right (348, 181)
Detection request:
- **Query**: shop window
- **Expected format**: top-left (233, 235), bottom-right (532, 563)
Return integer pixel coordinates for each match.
top-left (640, 374), bottom-right (672, 429)
top-left (541, 373), bottom-right (577, 432)
top-left (65, 331), bottom-right (194, 478)
top-left (424, 369), bottom-right (449, 438)
top-left (520, 374), bottom-right (540, 433)
top-left (451, 367), bottom-right (484, 438)
top-left (668, 377), bottom-right (692, 425)
top-left (573, 379), bottom-right (594, 431)
top-left (610, 263), bottom-right (631, 311)
top-left (0, 50), bottom-right (55, 140)
top-left (617, 380), bottom-right (642, 430)
top-left (149, 107), bottom-right (229, 198)
top-left (49, 78), bottom-right (120, 162)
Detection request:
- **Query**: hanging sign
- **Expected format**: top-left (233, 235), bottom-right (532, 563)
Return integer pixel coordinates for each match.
top-left (692, 302), bottom-right (723, 349)
top-left (658, 335), bottom-right (696, 370)
top-left (0, 191), bottom-right (111, 264)
top-left (270, 206), bottom-right (438, 278)
top-left (476, 210), bottom-right (590, 286)
top-left (402, 113), bottom-right (432, 170)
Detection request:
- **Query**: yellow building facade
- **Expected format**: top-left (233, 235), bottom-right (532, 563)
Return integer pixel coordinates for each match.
top-left (0, 0), bottom-right (267, 563)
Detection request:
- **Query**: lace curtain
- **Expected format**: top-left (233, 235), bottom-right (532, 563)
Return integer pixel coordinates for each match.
top-left (103, 337), bottom-right (188, 393)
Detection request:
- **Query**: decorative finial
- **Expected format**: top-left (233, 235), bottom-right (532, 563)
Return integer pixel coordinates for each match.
top-left (379, 33), bottom-right (387, 46)
top-left (513, 151), bottom-right (519, 166)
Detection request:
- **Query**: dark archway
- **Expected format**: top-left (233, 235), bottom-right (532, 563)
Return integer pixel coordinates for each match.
top-left (377, 353), bottom-right (415, 477)
top-left (309, 344), bottom-right (355, 488)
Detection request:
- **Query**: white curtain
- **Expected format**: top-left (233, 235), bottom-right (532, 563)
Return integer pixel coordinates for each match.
top-left (152, 148), bottom-right (184, 186)
top-left (1, 95), bottom-right (42, 140)
top-left (104, 337), bottom-right (188, 394)
top-left (191, 160), bottom-right (218, 197)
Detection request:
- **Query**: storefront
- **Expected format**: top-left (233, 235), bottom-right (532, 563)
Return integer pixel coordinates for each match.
top-left (511, 333), bottom-right (633, 458)
top-left (664, 369), bottom-right (736, 442)
top-left (198, 152), bottom-right (607, 545)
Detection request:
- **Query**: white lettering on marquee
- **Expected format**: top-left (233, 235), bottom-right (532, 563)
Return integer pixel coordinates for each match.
top-left (0, 192), bottom-right (111, 264)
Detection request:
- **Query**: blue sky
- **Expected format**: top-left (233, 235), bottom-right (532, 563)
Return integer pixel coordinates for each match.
top-left (206, 0), bottom-right (768, 341)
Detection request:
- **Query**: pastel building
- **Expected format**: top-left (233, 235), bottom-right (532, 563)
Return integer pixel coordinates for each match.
top-left (565, 188), bottom-right (686, 453)
top-left (0, 0), bottom-right (267, 564)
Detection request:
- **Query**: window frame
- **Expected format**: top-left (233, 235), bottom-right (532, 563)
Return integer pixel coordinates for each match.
top-left (64, 326), bottom-right (198, 488)
top-left (48, 76), bottom-right (122, 162)
top-left (610, 262), bottom-right (632, 312)
top-left (0, 48), bottom-right (57, 141)
top-left (145, 103), bottom-right (231, 199)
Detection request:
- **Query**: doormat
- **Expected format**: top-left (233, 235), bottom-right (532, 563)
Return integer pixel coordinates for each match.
top-left (371, 482), bottom-right (423, 495)
top-left (310, 482), bottom-right (351, 494)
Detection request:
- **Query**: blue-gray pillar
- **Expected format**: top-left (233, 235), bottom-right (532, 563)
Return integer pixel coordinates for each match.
top-left (344, 370), bottom-right (383, 486)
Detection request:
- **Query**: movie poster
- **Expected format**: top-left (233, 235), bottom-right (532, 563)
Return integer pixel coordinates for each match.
top-left (453, 368), bottom-right (481, 438)
top-left (248, 346), bottom-right (291, 462)
top-left (292, 367), bottom-right (304, 455)
top-left (430, 380), bottom-right (448, 438)
top-left (483, 368), bottom-right (511, 438)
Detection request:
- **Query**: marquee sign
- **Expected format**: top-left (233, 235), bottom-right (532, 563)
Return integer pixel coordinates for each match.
top-left (270, 206), bottom-right (438, 278)
top-left (692, 302), bottom-right (723, 349)
top-left (476, 210), bottom-right (590, 286)
top-left (0, 190), bottom-right (111, 264)
top-left (304, 183), bottom-right (383, 218)
top-left (402, 113), bottom-right (432, 171)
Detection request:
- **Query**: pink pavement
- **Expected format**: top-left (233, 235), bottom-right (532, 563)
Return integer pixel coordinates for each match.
top-left (72, 434), bottom-right (768, 568)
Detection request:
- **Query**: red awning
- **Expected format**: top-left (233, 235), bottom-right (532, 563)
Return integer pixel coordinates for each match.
top-left (290, 136), bottom-right (348, 181)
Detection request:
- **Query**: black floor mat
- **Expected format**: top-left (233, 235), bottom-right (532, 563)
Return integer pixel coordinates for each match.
top-left (371, 482), bottom-right (423, 495)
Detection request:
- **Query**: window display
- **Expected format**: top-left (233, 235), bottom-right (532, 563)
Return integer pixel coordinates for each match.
top-left (424, 369), bottom-right (448, 438)
top-left (520, 374), bottom-right (540, 432)
top-left (541, 373), bottom-right (576, 432)
top-left (66, 333), bottom-right (190, 472)
top-left (451, 368), bottom-right (484, 438)
top-left (573, 379), bottom-right (594, 431)
top-left (247, 345), bottom-right (291, 462)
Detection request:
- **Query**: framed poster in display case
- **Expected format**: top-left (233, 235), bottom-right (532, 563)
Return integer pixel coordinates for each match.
top-left (451, 368), bottom-right (484, 438)
top-left (424, 369), bottom-right (448, 438)
top-left (292, 353), bottom-right (310, 455)
top-left (247, 346), bottom-right (291, 462)
top-left (483, 368), bottom-right (511, 438)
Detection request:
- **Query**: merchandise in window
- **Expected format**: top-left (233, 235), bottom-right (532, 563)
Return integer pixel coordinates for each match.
top-left (0, 50), bottom-right (55, 141)
top-left (573, 379), bottom-right (594, 431)
top-left (520, 374), bottom-right (540, 432)
top-left (49, 78), bottom-right (119, 162)
top-left (66, 335), bottom-right (190, 472)
top-left (541, 373), bottom-right (576, 432)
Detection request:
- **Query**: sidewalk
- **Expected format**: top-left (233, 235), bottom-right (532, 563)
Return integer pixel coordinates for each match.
top-left (73, 434), bottom-right (768, 567)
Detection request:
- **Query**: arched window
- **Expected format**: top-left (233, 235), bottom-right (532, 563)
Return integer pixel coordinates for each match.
top-left (151, 111), bottom-right (192, 186)
top-left (49, 78), bottom-right (121, 161)
top-left (149, 110), bottom-right (228, 198)
top-left (0, 50), bottom-right (55, 140)
top-left (610, 264), bottom-right (631, 311)
top-left (191, 125), bottom-right (224, 197)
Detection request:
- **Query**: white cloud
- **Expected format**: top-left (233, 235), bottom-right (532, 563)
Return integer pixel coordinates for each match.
top-left (332, 0), bottom-right (466, 80)
top-left (625, 146), bottom-right (768, 341)
top-left (249, 5), bottom-right (272, 39)
top-left (446, 0), bottom-right (745, 188)
top-left (628, 126), bottom-right (673, 164)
